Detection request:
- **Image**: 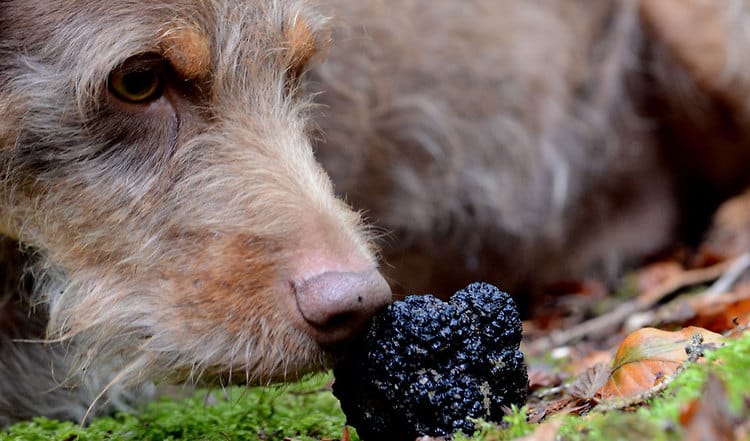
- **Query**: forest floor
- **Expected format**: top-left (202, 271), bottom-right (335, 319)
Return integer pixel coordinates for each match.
top-left (5, 191), bottom-right (750, 441)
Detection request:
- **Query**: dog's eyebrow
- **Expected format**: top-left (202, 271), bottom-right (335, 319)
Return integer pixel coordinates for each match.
top-left (158, 24), bottom-right (211, 81)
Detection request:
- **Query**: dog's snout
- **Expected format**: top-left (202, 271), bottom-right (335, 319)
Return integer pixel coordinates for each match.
top-left (294, 269), bottom-right (392, 348)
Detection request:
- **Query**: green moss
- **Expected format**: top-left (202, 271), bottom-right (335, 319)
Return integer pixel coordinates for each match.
top-left (4, 334), bottom-right (749, 441)
top-left (637, 330), bottom-right (750, 437)
top-left (1, 374), bottom-right (352, 441)
top-left (456, 331), bottom-right (750, 441)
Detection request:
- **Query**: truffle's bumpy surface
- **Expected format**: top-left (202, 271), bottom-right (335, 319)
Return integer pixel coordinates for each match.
top-left (333, 282), bottom-right (528, 441)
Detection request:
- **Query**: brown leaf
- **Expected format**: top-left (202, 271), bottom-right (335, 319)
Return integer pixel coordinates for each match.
top-left (702, 187), bottom-right (750, 259)
top-left (680, 374), bottom-right (734, 441)
top-left (569, 363), bottom-right (611, 399)
top-left (569, 350), bottom-right (613, 376)
top-left (635, 261), bottom-right (732, 308)
top-left (687, 283), bottom-right (750, 332)
top-left (527, 367), bottom-right (562, 390)
top-left (597, 327), bottom-right (723, 400)
top-left (515, 419), bottom-right (563, 441)
top-left (530, 397), bottom-right (592, 422)
top-left (636, 261), bottom-right (684, 295)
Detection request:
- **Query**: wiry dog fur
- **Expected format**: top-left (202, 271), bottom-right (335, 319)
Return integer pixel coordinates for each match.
top-left (0, 0), bottom-right (391, 424)
top-left (2, 0), bottom-right (750, 425)
top-left (313, 0), bottom-right (675, 295)
top-left (313, 0), bottom-right (750, 296)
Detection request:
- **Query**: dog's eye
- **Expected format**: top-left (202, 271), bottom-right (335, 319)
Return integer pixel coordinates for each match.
top-left (109, 66), bottom-right (164, 103)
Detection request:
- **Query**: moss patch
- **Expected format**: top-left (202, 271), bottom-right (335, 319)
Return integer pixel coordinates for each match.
top-left (465, 330), bottom-right (750, 440)
top-left (3, 333), bottom-right (749, 441)
top-left (1, 374), bottom-right (352, 441)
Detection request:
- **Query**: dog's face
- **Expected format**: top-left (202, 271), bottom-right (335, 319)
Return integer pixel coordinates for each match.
top-left (0, 0), bottom-right (390, 386)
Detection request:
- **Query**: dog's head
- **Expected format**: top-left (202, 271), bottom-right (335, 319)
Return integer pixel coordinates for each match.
top-left (0, 0), bottom-right (390, 386)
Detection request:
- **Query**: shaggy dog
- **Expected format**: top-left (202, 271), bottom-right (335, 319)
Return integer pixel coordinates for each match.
top-left (0, 0), bottom-right (391, 423)
top-left (1, 0), bottom-right (749, 425)
top-left (313, 0), bottom-right (750, 297)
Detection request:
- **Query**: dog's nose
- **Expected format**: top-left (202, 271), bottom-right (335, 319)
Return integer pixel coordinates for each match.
top-left (294, 269), bottom-right (392, 349)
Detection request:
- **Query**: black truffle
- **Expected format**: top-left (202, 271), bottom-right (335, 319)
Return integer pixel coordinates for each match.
top-left (333, 282), bottom-right (528, 440)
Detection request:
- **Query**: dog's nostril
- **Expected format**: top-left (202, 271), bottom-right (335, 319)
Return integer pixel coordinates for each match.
top-left (293, 269), bottom-right (392, 349)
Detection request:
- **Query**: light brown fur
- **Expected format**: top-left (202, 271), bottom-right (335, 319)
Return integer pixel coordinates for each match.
top-left (2, 0), bottom-right (750, 426)
top-left (313, 0), bottom-right (750, 298)
top-left (159, 25), bottom-right (213, 81)
top-left (0, 0), bottom-right (388, 424)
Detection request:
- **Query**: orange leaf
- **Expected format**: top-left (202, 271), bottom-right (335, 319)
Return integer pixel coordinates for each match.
top-left (597, 327), bottom-right (723, 400)
top-left (636, 261), bottom-right (683, 294)
top-left (688, 283), bottom-right (750, 332)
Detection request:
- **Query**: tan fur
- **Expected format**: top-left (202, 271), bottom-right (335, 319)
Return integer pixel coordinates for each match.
top-left (159, 25), bottom-right (212, 81)
top-left (0, 0), bottom-right (383, 424)
top-left (313, 0), bottom-right (750, 297)
top-left (313, 0), bottom-right (670, 294)
top-left (284, 16), bottom-right (324, 81)
top-left (2, 0), bottom-right (750, 426)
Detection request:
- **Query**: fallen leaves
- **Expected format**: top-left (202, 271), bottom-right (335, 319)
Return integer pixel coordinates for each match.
top-left (524, 257), bottom-right (735, 357)
top-left (597, 327), bottom-right (723, 401)
top-left (518, 191), bottom-right (750, 439)
top-left (569, 363), bottom-right (610, 400)
top-left (685, 282), bottom-right (750, 331)
top-left (527, 326), bottom-right (726, 420)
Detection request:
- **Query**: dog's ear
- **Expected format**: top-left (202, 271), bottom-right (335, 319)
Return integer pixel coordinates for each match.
top-left (283, 15), bottom-right (331, 84)
top-left (639, 0), bottom-right (747, 106)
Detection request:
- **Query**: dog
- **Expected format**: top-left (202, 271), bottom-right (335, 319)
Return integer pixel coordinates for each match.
top-left (0, 0), bottom-right (392, 424)
top-left (313, 0), bottom-right (750, 298)
top-left (1, 0), bottom-right (749, 425)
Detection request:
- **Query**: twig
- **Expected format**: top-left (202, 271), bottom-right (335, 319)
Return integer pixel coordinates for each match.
top-left (703, 252), bottom-right (750, 297)
top-left (526, 258), bottom-right (735, 356)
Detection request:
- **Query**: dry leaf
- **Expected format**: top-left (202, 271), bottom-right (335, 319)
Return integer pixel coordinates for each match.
top-left (569, 363), bottom-right (611, 399)
top-left (680, 374), bottom-right (734, 441)
top-left (597, 327), bottom-right (723, 400)
top-left (528, 367), bottom-right (562, 390)
top-left (688, 284), bottom-right (750, 331)
top-left (515, 419), bottom-right (563, 441)
top-left (702, 187), bottom-right (750, 259)
top-left (636, 261), bottom-right (684, 294)
top-left (569, 350), bottom-right (613, 376)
